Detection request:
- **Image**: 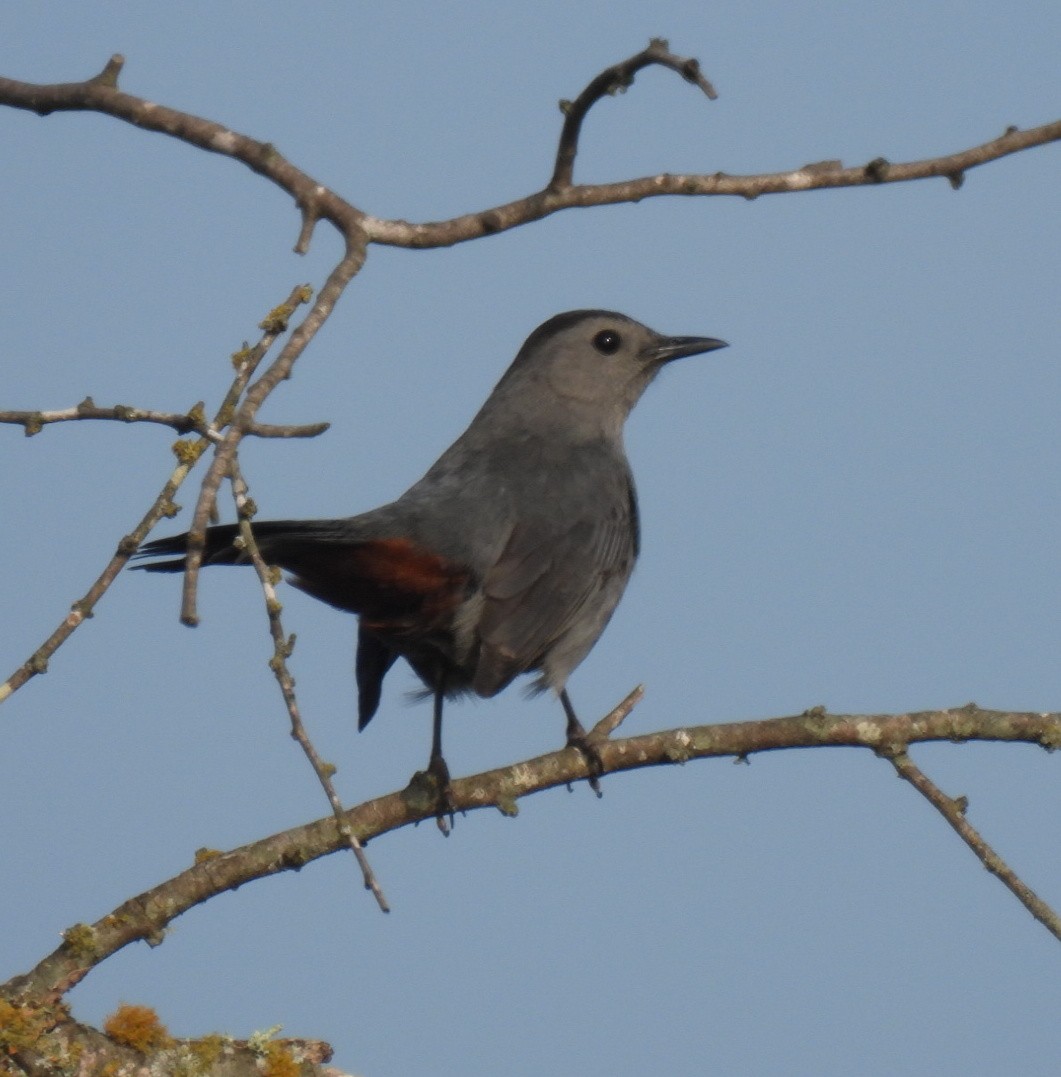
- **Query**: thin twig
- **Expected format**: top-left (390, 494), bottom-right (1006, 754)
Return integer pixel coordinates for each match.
top-left (178, 284), bottom-right (315, 625)
top-left (0, 399), bottom-right (209, 437)
top-left (886, 748), bottom-right (1061, 942)
top-left (590, 684), bottom-right (645, 740)
top-left (179, 258), bottom-right (364, 626)
top-left (550, 37), bottom-right (717, 189)
top-left (228, 460), bottom-right (389, 913)
top-left (0, 284), bottom-right (314, 707)
top-left (0, 400), bottom-right (329, 440)
top-left (0, 441), bottom-right (204, 704)
top-left (250, 420), bottom-right (331, 439)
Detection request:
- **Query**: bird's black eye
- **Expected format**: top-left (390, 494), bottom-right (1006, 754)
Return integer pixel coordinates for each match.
top-left (593, 329), bottom-right (622, 355)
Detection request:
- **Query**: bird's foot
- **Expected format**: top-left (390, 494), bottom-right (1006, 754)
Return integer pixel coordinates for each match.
top-left (403, 754), bottom-right (458, 834)
top-left (428, 753), bottom-right (456, 835)
top-left (566, 724), bottom-right (605, 798)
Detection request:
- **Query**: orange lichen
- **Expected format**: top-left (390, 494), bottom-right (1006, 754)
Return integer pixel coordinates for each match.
top-left (0, 998), bottom-right (52, 1053)
top-left (103, 1003), bottom-right (173, 1053)
top-left (261, 1040), bottom-right (301, 1077)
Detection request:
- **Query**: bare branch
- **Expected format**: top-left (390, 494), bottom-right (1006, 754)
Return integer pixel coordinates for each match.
top-left (363, 119), bottom-right (1061, 248)
top-left (248, 420), bottom-right (332, 439)
top-left (176, 284), bottom-right (314, 624)
top-left (0, 398), bottom-right (209, 437)
top-left (1, 53), bottom-right (1055, 259)
top-left (0, 56), bottom-right (367, 253)
top-left (0, 400), bottom-right (329, 440)
top-left (590, 683), bottom-right (645, 739)
top-left (5, 703), bottom-right (1058, 1003)
top-left (228, 460), bottom-right (389, 913)
top-left (886, 748), bottom-right (1061, 942)
top-left (179, 257), bottom-right (363, 626)
top-left (2, 47), bottom-right (1059, 1040)
top-left (550, 37), bottom-right (717, 189)
top-left (0, 284), bottom-right (315, 705)
top-left (0, 440), bottom-right (205, 705)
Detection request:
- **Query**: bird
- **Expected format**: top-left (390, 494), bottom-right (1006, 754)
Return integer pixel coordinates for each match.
top-left (135, 310), bottom-right (727, 814)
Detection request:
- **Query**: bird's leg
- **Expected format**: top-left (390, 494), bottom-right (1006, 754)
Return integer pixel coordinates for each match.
top-left (560, 688), bottom-right (603, 797)
top-left (428, 685), bottom-right (456, 834)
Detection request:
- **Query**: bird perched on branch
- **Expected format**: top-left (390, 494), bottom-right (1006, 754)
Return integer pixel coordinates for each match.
top-left (136, 310), bottom-right (727, 816)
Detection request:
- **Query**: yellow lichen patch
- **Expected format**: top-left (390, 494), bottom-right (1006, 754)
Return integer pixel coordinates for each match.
top-left (186, 1032), bottom-right (227, 1071)
top-left (171, 438), bottom-right (205, 465)
top-left (261, 1040), bottom-right (301, 1077)
top-left (62, 922), bottom-right (99, 959)
top-left (231, 345), bottom-right (254, 369)
top-left (0, 998), bottom-right (53, 1053)
top-left (103, 1003), bottom-right (173, 1053)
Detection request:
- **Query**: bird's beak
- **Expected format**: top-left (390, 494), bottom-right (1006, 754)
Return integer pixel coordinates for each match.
top-left (648, 335), bottom-right (729, 364)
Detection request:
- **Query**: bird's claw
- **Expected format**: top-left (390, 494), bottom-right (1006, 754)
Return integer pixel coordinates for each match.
top-left (403, 755), bottom-right (457, 832)
top-left (566, 728), bottom-right (605, 797)
top-left (427, 753), bottom-right (456, 834)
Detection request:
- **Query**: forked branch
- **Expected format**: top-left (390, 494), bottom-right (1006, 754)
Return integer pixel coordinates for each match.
top-left (1, 48), bottom-right (1056, 256)
top-left (5, 703), bottom-right (1059, 1004)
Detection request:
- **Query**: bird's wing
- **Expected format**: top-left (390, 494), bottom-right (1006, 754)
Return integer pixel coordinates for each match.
top-left (472, 502), bottom-right (635, 697)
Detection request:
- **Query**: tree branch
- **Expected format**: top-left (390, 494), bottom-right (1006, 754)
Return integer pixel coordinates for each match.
top-left (0, 398), bottom-right (329, 440)
top-left (0, 285), bottom-right (315, 705)
top-left (0, 55), bottom-right (367, 253)
top-left (1, 51), bottom-right (1055, 258)
top-left (178, 251), bottom-right (364, 626)
top-left (363, 119), bottom-right (1061, 247)
top-left (227, 460), bottom-right (389, 913)
top-left (550, 37), bottom-right (717, 189)
top-left (5, 703), bottom-right (1058, 1004)
top-left (3, 46), bottom-right (1059, 1067)
top-left (0, 443), bottom-right (203, 705)
top-left (886, 748), bottom-right (1061, 942)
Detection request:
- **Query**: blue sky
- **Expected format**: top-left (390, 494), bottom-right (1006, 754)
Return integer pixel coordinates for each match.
top-left (2, 4), bottom-right (1060, 1075)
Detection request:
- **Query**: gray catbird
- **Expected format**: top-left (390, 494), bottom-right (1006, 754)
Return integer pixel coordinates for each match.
top-left (136, 310), bottom-right (727, 808)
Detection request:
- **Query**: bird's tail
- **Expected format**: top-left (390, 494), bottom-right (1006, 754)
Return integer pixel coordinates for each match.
top-left (132, 520), bottom-right (334, 573)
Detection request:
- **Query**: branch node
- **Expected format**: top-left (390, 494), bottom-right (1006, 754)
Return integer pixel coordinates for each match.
top-left (89, 54), bottom-right (125, 88)
top-left (548, 40), bottom-right (718, 189)
top-left (590, 683), bottom-right (645, 739)
top-left (295, 200), bottom-right (319, 255)
top-left (479, 210), bottom-right (504, 235)
top-left (864, 156), bottom-right (891, 182)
